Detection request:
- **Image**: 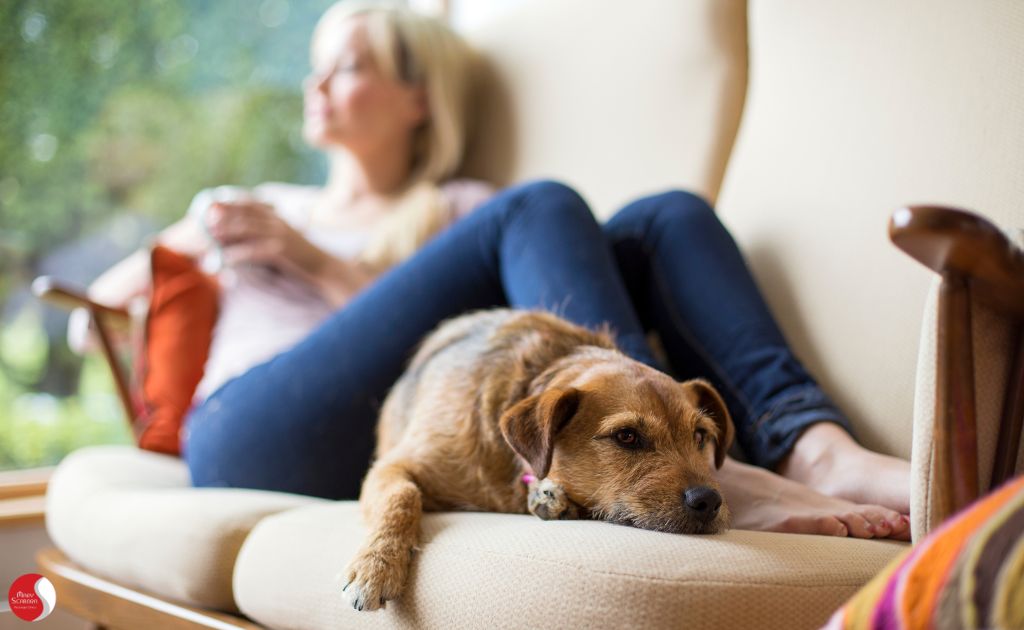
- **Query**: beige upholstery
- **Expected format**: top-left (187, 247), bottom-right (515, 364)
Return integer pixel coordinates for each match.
top-left (460, 0), bottom-right (748, 218)
top-left (911, 277), bottom-right (1024, 540)
top-left (714, 0), bottom-right (1024, 461)
top-left (45, 446), bottom-right (325, 612)
top-left (233, 501), bottom-right (905, 630)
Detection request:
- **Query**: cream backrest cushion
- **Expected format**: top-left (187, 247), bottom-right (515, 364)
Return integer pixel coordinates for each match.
top-left (462, 0), bottom-right (1023, 464)
top-left (461, 0), bottom-right (748, 218)
top-left (715, 0), bottom-right (1024, 459)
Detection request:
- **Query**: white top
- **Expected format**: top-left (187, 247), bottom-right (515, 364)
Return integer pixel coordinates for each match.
top-left (188, 179), bottom-right (495, 400)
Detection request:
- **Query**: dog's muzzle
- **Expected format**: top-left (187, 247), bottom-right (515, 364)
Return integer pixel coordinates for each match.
top-left (682, 486), bottom-right (722, 523)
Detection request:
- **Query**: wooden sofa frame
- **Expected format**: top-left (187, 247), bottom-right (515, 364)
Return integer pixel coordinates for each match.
top-left (29, 206), bottom-right (1024, 629)
top-left (889, 206), bottom-right (1024, 528)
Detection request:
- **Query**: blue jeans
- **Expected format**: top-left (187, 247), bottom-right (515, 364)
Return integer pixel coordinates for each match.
top-left (183, 181), bottom-right (852, 499)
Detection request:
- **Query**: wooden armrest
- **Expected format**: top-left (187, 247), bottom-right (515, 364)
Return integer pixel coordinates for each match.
top-left (889, 205), bottom-right (1024, 529)
top-left (889, 205), bottom-right (1024, 318)
top-left (31, 276), bottom-right (131, 326)
top-left (32, 275), bottom-right (136, 423)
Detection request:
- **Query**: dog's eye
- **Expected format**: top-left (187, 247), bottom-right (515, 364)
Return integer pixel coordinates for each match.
top-left (615, 429), bottom-right (639, 448)
top-left (695, 428), bottom-right (707, 450)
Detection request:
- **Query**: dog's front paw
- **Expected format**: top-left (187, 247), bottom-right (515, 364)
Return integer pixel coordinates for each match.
top-left (343, 544), bottom-right (413, 612)
top-left (528, 477), bottom-right (582, 520)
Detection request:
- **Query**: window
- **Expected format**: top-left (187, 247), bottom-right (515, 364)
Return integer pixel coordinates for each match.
top-left (0, 0), bottom-right (336, 471)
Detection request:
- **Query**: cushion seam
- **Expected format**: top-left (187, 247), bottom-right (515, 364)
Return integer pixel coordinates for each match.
top-left (407, 541), bottom-right (892, 588)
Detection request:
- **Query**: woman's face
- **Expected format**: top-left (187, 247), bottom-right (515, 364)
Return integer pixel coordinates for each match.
top-left (303, 15), bottom-right (426, 153)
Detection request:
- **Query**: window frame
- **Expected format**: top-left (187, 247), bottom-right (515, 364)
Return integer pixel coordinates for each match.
top-left (0, 467), bottom-right (51, 527)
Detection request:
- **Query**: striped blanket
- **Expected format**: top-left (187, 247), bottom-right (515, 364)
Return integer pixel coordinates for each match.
top-left (825, 475), bottom-right (1024, 629)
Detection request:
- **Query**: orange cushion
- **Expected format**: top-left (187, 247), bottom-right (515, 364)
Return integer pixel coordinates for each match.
top-left (133, 245), bottom-right (219, 456)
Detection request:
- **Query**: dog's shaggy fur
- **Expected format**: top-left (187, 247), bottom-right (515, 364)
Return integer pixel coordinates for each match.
top-left (344, 309), bottom-right (734, 611)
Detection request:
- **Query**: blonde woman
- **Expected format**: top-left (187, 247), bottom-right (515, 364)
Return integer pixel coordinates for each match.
top-left (87, 2), bottom-right (910, 540)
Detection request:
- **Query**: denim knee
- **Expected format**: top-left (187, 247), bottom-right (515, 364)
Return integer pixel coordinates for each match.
top-left (607, 190), bottom-right (717, 242)
top-left (498, 179), bottom-right (595, 228)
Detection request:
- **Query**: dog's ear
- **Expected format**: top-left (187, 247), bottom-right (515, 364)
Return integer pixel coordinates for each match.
top-left (684, 379), bottom-right (734, 469)
top-left (499, 388), bottom-right (581, 479)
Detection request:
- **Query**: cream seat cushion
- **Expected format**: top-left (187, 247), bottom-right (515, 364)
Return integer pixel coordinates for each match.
top-left (233, 501), bottom-right (906, 630)
top-left (45, 446), bottom-right (326, 613)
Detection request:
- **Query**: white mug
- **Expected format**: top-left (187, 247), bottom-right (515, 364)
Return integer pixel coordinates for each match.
top-left (194, 185), bottom-right (256, 275)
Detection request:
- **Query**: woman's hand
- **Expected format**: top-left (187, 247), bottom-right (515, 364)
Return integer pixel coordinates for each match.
top-left (206, 200), bottom-right (375, 306)
top-left (206, 201), bottom-right (323, 274)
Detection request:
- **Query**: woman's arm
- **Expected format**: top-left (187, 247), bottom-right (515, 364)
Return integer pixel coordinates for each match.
top-left (69, 213), bottom-right (212, 355)
top-left (88, 214), bottom-right (211, 307)
top-left (208, 200), bottom-right (376, 308)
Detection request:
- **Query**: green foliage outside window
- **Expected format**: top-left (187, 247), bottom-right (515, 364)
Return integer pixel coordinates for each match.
top-left (0, 0), bottom-right (337, 470)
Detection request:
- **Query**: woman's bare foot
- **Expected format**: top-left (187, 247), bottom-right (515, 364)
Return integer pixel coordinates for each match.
top-left (778, 423), bottom-right (911, 515)
top-left (717, 457), bottom-right (911, 540)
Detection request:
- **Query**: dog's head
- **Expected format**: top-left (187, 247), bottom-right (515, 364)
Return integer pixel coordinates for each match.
top-left (499, 353), bottom-right (734, 534)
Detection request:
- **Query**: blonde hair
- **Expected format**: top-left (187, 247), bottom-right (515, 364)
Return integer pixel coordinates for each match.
top-left (313, 2), bottom-right (477, 271)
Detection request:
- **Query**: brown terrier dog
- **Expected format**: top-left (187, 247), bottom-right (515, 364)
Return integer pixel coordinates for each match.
top-left (344, 309), bottom-right (734, 611)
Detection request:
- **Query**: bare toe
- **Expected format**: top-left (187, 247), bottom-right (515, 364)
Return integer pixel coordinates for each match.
top-left (860, 506), bottom-right (909, 540)
top-left (888, 514), bottom-right (912, 541)
top-left (862, 509), bottom-right (892, 536)
top-left (836, 511), bottom-right (875, 538)
top-left (818, 515), bottom-right (849, 537)
top-left (873, 519), bottom-right (893, 537)
top-left (779, 514), bottom-right (847, 536)
top-left (824, 516), bottom-right (848, 537)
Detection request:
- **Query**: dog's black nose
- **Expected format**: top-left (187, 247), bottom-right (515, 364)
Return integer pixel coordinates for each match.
top-left (683, 486), bottom-right (722, 520)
